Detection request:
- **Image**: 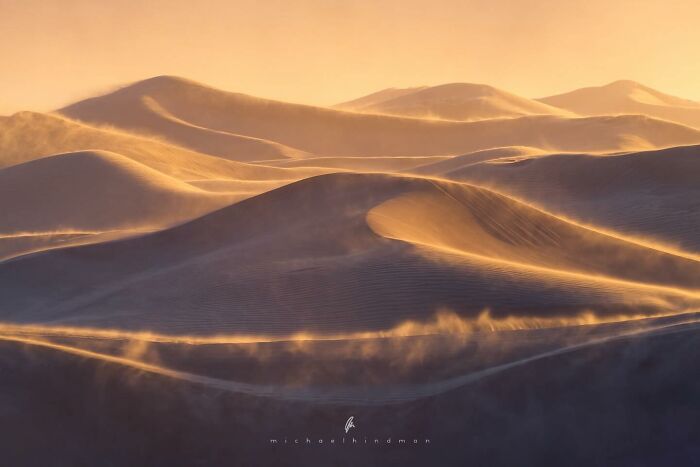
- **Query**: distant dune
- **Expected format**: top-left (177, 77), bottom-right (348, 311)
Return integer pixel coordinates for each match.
top-left (0, 111), bottom-right (313, 182)
top-left (1, 173), bottom-right (697, 333)
top-left (57, 76), bottom-right (700, 157)
top-left (539, 80), bottom-right (700, 129)
top-left (335, 83), bottom-right (572, 121)
top-left (334, 86), bottom-right (429, 111)
top-left (445, 145), bottom-right (700, 252)
top-left (59, 85), bottom-right (307, 162)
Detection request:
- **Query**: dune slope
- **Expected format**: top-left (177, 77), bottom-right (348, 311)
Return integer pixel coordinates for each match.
top-left (0, 150), bottom-right (238, 260)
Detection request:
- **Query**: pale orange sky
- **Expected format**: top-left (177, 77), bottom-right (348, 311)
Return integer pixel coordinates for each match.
top-left (1, 0), bottom-right (699, 114)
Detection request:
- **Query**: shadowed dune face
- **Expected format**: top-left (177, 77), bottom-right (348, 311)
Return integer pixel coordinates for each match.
top-left (57, 76), bottom-right (700, 158)
top-left (539, 80), bottom-right (700, 129)
top-left (445, 145), bottom-right (700, 252)
top-left (1, 173), bottom-right (698, 335)
top-left (335, 83), bottom-right (573, 121)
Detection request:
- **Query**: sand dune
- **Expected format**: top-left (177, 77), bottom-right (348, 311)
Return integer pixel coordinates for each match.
top-left (539, 80), bottom-right (700, 129)
top-left (0, 111), bottom-right (315, 182)
top-left (57, 76), bottom-right (700, 157)
top-left (1, 173), bottom-right (697, 335)
top-left (0, 150), bottom-right (237, 260)
top-left (335, 83), bottom-right (573, 121)
top-left (444, 145), bottom-right (700, 252)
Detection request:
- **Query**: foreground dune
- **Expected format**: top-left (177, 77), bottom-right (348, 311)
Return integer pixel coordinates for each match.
top-left (1, 173), bottom-right (697, 334)
top-left (539, 80), bottom-right (700, 129)
top-left (58, 76), bottom-right (700, 157)
top-left (2, 314), bottom-right (698, 466)
top-left (335, 83), bottom-right (573, 121)
top-left (444, 144), bottom-right (700, 252)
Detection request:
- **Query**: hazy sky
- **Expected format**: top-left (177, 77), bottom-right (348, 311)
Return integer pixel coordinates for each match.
top-left (1, 0), bottom-right (699, 114)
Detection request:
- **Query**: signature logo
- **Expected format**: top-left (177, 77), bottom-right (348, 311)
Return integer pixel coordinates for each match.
top-left (345, 416), bottom-right (356, 434)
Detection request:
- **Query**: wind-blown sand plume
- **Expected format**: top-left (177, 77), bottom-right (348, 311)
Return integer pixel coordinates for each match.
top-left (2, 313), bottom-right (698, 466)
top-left (539, 80), bottom-right (700, 129)
top-left (0, 173), bottom-right (698, 335)
top-left (257, 155), bottom-right (453, 172)
top-left (444, 144), bottom-right (700, 252)
top-left (335, 83), bottom-right (573, 121)
top-left (410, 146), bottom-right (546, 176)
top-left (0, 312), bottom-right (697, 403)
top-left (57, 76), bottom-right (700, 157)
top-left (0, 111), bottom-right (318, 183)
